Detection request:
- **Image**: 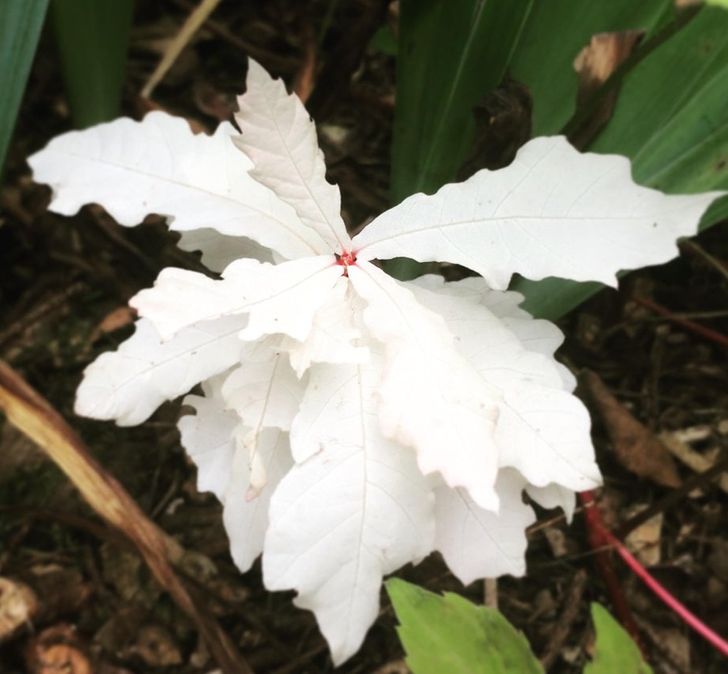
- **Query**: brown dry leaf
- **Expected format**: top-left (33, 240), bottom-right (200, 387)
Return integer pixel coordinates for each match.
top-left (90, 307), bottom-right (135, 343)
top-left (583, 370), bottom-right (682, 488)
top-left (570, 30), bottom-right (643, 147)
top-left (659, 428), bottom-right (728, 494)
top-left (623, 506), bottom-right (663, 566)
top-left (0, 577), bottom-right (38, 642)
top-left (25, 624), bottom-right (92, 674)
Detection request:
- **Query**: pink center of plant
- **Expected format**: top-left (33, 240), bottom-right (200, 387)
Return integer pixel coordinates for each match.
top-left (335, 250), bottom-right (357, 275)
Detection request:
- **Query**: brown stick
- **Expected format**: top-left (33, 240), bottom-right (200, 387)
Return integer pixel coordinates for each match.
top-left (539, 569), bottom-right (588, 670)
top-left (0, 360), bottom-right (254, 674)
top-left (635, 296), bottom-right (728, 349)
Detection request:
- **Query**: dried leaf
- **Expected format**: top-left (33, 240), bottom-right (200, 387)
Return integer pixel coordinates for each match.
top-left (0, 577), bottom-right (38, 642)
top-left (584, 370), bottom-right (682, 488)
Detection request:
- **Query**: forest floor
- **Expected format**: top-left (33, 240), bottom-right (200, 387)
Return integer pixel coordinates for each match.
top-left (1, 2), bottom-right (726, 673)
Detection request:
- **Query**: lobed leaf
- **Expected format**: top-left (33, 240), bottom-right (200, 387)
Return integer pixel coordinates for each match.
top-left (264, 362), bottom-right (434, 664)
top-left (235, 60), bottom-right (350, 253)
top-left (130, 256), bottom-right (341, 341)
top-left (75, 316), bottom-right (248, 426)
top-left (349, 262), bottom-right (502, 510)
top-left (355, 136), bottom-right (721, 290)
top-left (28, 112), bottom-right (327, 260)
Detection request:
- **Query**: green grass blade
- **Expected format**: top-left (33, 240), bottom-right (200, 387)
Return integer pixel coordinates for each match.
top-left (386, 578), bottom-right (544, 674)
top-left (0, 0), bottom-right (49, 172)
top-left (51, 0), bottom-right (134, 128)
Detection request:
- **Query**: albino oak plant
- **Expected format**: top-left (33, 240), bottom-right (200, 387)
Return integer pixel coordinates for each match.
top-left (29, 60), bottom-right (722, 664)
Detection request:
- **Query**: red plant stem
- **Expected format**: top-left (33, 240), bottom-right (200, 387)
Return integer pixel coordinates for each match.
top-left (635, 296), bottom-right (728, 349)
top-left (579, 490), bottom-right (644, 651)
top-left (580, 490), bottom-right (728, 658)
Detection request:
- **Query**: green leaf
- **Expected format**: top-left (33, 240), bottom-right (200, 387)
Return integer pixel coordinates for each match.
top-left (585, 603), bottom-right (654, 674)
top-left (589, 6), bottom-right (728, 194)
top-left (386, 578), bottom-right (544, 674)
top-left (392, 0), bottom-right (534, 202)
top-left (513, 6), bottom-right (728, 319)
top-left (0, 0), bottom-right (48, 172)
top-left (51, 0), bottom-right (134, 128)
top-left (509, 0), bottom-right (673, 136)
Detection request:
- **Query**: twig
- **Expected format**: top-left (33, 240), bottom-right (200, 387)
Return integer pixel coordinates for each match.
top-left (293, 23), bottom-right (317, 103)
top-left (634, 296), bottom-right (728, 349)
top-left (483, 577), bottom-right (498, 609)
top-left (171, 0), bottom-right (300, 73)
top-left (141, 0), bottom-right (223, 99)
top-left (680, 239), bottom-right (728, 283)
top-left (618, 449), bottom-right (728, 539)
top-left (540, 569), bottom-right (588, 670)
top-left (580, 489), bottom-right (728, 658)
top-left (0, 360), bottom-right (254, 674)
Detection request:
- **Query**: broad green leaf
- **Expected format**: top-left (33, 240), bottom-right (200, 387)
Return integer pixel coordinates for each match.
top-left (590, 6), bottom-right (728, 196)
top-left (0, 0), bottom-right (48, 173)
top-left (585, 603), bottom-right (654, 674)
top-left (514, 6), bottom-right (728, 319)
top-left (386, 578), bottom-right (543, 674)
top-left (509, 0), bottom-right (673, 137)
top-left (51, 0), bottom-right (134, 128)
top-left (392, 0), bottom-right (534, 202)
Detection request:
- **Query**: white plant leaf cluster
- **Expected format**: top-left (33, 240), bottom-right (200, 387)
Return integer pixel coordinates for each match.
top-left (28, 59), bottom-right (722, 665)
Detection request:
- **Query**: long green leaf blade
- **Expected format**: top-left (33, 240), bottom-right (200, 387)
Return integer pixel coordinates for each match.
top-left (0, 0), bottom-right (49, 172)
top-left (392, 0), bottom-right (534, 202)
top-left (51, 0), bottom-right (134, 128)
top-left (386, 578), bottom-right (543, 674)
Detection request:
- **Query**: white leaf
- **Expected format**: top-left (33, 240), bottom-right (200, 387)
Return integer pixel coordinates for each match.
top-left (435, 469), bottom-right (535, 585)
top-left (408, 278), bottom-right (601, 492)
top-left (75, 315), bottom-right (248, 426)
top-left (178, 375), bottom-right (239, 501)
top-left (414, 275), bottom-right (576, 390)
top-left (526, 483), bottom-right (576, 523)
top-left (235, 60), bottom-right (351, 253)
top-left (353, 136), bottom-right (723, 289)
top-left (264, 362), bottom-right (434, 665)
top-left (282, 277), bottom-right (369, 377)
top-left (224, 428), bottom-right (292, 572)
top-left (130, 256), bottom-right (342, 341)
top-left (222, 351), bottom-right (305, 432)
top-left (176, 229), bottom-right (273, 272)
top-left (348, 262), bottom-right (501, 510)
top-left (28, 111), bottom-right (328, 260)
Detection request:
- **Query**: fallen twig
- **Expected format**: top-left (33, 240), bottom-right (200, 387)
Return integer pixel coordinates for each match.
top-left (539, 569), bottom-right (588, 670)
top-left (635, 296), bottom-right (728, 349)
